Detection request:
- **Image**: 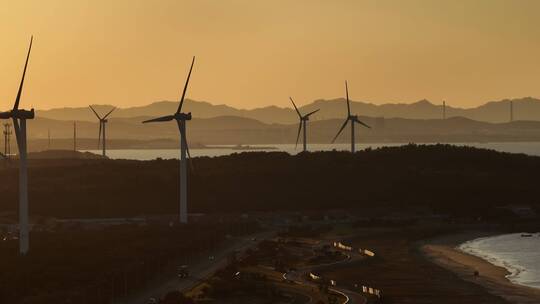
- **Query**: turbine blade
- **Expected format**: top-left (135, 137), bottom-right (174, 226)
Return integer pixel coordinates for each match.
top-left (289, 97), bottom-right (302, 118)
top-left (304, 109), bottom-right (320, 117)
top-left (98, 122), bottom-right (102, 149)
top-left (295, 121), bottom-right (302, 149)
top-left (186, 147), bottom-right (194, 172)
top-left (179, 125), bottom-right (194, 172)
top-left (332, 119), bottom-right (349, 143)
top-left (183, 135), bottom-right (192, 161)
top-left (89, 106), bottom-right (102, 120)
top-left (13, 36), bottom-right (33, 111)
top-left (355, 118), bottom-right (371, 129)
top-left (345, 81), bottom-right (351, 117)
top-left (142, 115), bottom-right (175, 123)
top-left (11, 118), bottom-right (21, 149)
top-left (103, 107), bottom-right (116, 119)
top-left (177, 56), bottom-right (195, 114)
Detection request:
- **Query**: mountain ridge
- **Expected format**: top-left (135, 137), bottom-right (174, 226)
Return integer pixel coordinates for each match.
top-left (34, 97), bottom-right (540, 124)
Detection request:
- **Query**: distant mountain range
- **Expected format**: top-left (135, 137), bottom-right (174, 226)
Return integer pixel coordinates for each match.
top-left (36, 97), bottom-right (540, 124)
top-left (2, 96), bottom-right (537, 152)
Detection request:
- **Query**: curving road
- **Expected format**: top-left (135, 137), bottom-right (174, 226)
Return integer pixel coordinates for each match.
top-left (283, 244), bottom-right (367, 304)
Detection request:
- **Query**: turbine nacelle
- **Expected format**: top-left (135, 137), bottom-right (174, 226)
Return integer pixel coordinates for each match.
top-left (142, 112), bottom-right (192, 124)
top-left (175, 112), bottom-right (192, 121)
top-left (0, 109), bottom-right (35, 120)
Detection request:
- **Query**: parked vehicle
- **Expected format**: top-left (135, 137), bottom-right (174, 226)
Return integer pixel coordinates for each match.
top-left (177, 265), bottom-right (189, 278)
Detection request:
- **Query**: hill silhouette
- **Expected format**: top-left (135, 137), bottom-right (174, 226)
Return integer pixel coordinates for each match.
top-left (1, 144), bottom-right (538, 219)
top-left (36, 97), bottom-right (540, 124)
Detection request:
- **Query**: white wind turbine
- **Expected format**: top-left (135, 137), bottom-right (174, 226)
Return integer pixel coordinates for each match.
top-left (290, 97), bottom-right (319, 152)
top-left (331, 81), bottom-right (370, 152)
top-left (142, 57), bottom-right (195, 224)
top-left (0, 36), bottom-right (35, 255)
top-left (89, 106), bottom-right (116, 157)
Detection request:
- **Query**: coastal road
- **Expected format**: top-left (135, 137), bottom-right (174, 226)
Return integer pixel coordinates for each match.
top-left (124, 231), bottom-right (273, 304)
top-left (283, 243), bottom-right (367, 304)
top-left (284, 269), bottom-right (366, 304)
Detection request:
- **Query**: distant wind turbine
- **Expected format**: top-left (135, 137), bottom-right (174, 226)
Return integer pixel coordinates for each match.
top-left (442, 100), bottom-right (446, 120)
top-left (73, 121), bottom-right (77, 151)
top-left (331, 81), bottom-right (370, 153)
top-left (510, 100), bottom-right (514, 122)
top-left (290, 97), bottom-right (319, 152)
top-left (142, 56), bottom-right (195, 224)
top-left (3, 122), bottom-right (12, 159)
top-left (0, 36), bottom-right (35, 255)
top-left (89, 105), bottom-right (116, 157)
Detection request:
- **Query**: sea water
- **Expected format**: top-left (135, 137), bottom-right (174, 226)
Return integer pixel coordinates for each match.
top-left (459, 233), bottom-right (540, 289)
top-left (83, 142), bottom-right (540, 160)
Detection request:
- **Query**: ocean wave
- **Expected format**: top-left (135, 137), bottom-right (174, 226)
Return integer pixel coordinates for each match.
top-left (458, 233), bottom-right (539, 289)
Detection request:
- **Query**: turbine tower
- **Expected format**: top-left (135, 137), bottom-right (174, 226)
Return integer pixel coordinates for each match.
top-left (0, 36), bottom-right (35, 255)
top-left (290, 97), bottom-right (319, 152)
top-left (510, 100), bottom-right (514, 122)
top-left (89, 106), bottom-right (116, 157)
top-left (142, 56), bottom-right (195, 224)
top-left (47, 129), bottom-right (51, 149)
top-left (3, 123), bottom-right (12, 159)
top-left (443, 100), bottom-right (446, 120)
top-left (331, 81), bottom-right (370, 153)
top-left (73, 121), bottom-right (77, 151)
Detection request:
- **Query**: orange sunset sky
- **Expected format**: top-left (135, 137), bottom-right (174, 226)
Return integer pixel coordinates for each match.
top-left (1, 0), bottom-right (540, 110)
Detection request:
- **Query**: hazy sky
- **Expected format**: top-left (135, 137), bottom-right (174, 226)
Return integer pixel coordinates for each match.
top-left (1, 0), bottom-right (540, 110)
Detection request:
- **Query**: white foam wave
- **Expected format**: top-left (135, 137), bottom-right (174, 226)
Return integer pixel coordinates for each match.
top-left (458, 233), bottom-right (540, 289)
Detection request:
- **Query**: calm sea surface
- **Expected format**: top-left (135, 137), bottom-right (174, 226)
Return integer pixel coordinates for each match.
top-left (459, 233), bottom-right (540, 289)
top-left (83, 142), bottom-right (540, 160)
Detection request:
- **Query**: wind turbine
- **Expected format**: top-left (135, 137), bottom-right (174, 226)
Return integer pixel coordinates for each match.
top-left (290, 97), bottom-right (319, 152)
top-left (142, 56), bottom-right (195, 224)
top-left (0, 36), bottom-right (35, 255)
top-left (331, 81), bottom-right (370, 153)
top-left (73, 121), bottom-right (77, 152)
top-left (89, 105), bottom-right (116, 157)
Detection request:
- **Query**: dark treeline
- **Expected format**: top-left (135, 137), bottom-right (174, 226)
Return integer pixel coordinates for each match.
top-left (0, 222), bottom-right (257, 304)
top-left (1, 144), bottom-right (539, 218)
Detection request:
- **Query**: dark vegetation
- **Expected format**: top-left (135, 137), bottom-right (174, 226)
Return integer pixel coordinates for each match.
top-left (160, 291), bottom-right (194, 304)
top-left (202, 264), bottom-right (282, 302)
top-left (0, 222), bottom-right (257, 304)
top-left (1, 144), bottom-right (539, 219)
top-left (199, 242), bottom-right (311, 304)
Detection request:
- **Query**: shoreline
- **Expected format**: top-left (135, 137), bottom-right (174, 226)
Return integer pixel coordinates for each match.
top-left (420, 231), bottom-right (540, 304)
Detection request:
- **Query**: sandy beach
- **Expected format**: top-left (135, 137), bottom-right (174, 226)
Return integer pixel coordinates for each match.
top-left (421, 232), bottom-right (540, 304)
